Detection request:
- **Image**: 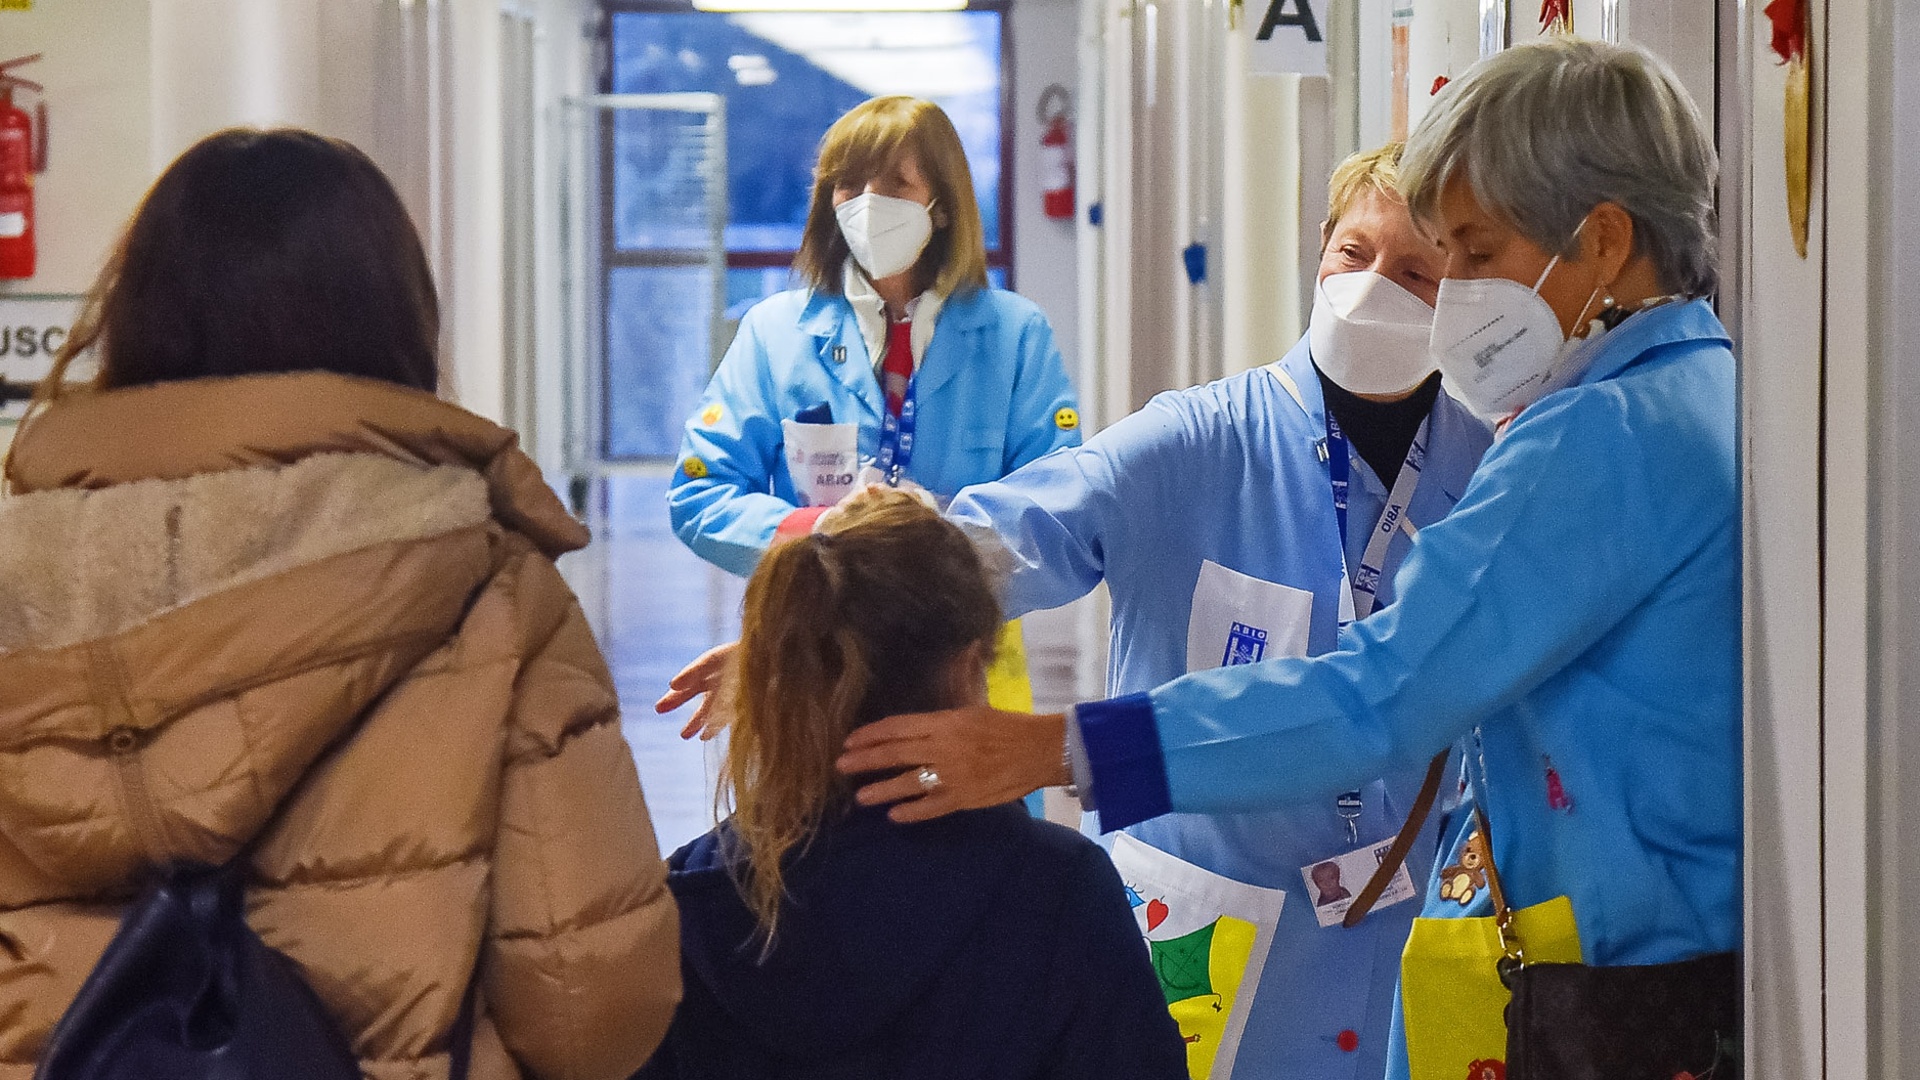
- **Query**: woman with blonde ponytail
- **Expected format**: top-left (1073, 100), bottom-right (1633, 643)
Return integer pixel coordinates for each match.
top-left (638, 487), bottom-right (1183, 1080)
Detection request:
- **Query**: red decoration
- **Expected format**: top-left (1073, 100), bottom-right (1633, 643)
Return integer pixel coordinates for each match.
top-left (1544, 756), bottom-right (1573, 812)
top-left (1146, 897), bottom-right (1169, 931)
top-left (1467, 1060), bottom-right (1507, 1080)
top-left (1431, 75), bottom-right (1452, 96)
top-left (1765, 0), bottom-right (1810, 257)
top-left (1539, 0), bottom-right (1571, 34)
top-left (1763, 0), bottom-right (1807, 63)
top-left (1337, 1030), bottom-right (1360, 1053)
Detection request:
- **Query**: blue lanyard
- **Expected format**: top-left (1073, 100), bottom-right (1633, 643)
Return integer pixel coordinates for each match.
top-left (875, 377), bottom-right (918, 484)
top-left (1324, 410), bottom-right (1351, 545)
top-left (1323, 407), bottom-right (1429, 624)
top-left (1322, 411), bottom-right (1363, 835)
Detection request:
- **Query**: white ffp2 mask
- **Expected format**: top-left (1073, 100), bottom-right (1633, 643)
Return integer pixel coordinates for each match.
top-left (836, 193), bottom-right (934, 281)
top-left (1308, 271), bottom-right (1438, 396)
top-left (1428, 222), bottom-right (1604, 423)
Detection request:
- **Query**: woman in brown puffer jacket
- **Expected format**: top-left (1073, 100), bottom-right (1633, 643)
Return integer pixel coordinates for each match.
top-left (0, 129), bottom-right (679, 1080)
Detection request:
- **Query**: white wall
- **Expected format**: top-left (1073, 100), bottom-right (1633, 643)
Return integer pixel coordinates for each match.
top-left (529, 0), bottom-right (595, 476)
top-left (138, 0), bottom-right (559, 427)
top-left (1010, 0), bottom-right (1082, 378)
top-left (149, 0), bottom-right (326, 168)
top-left (446, 1), bottom-right (507, 421)
top-left (1732, 0), bottom-right (1888, 1072)
top-left (0, 0), bottom-right (634, 475)
top-left (1870, 0), bottom-right (1920, 1074)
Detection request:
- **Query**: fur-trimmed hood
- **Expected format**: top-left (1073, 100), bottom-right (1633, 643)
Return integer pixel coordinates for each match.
top-left (0, 452), bottom-right (491, 655)
top-left (0, 371), bottom-right (587, 656)
top-left (4, 370), bottom-right (586, 555)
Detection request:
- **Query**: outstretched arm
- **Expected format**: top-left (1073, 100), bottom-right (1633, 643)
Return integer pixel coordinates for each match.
top-left (839, 388), bottom-right (1724, 830)
top-left (949, 388), bottom-right (1193, 620)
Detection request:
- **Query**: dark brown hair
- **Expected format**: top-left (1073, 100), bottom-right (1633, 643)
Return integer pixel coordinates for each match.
top-left (42, 127), bottom-right (439, 397)
top-left (720, 487), bottom-right (1002, 947)
top-left (793, 97), bottom-right (989, 299)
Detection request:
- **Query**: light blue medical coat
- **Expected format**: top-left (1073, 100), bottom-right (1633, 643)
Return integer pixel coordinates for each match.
top-left (1073, 300), bottom-right (1741, 1080)
top-left (948, 334), bottom-right (1492, 1080)
top-left (669, 285), bottom-right (1081, 576)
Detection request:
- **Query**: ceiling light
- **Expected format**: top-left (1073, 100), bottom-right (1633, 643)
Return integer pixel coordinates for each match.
top-left (694, 0), bottom-right (966, 12)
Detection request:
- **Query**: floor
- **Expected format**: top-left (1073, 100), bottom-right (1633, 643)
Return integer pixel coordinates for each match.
top-left (560, 474), bottom-right (1106, 855)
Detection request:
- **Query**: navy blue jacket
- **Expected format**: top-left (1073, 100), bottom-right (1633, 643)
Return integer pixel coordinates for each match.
top-left (635, 803), bottom-right (1187, 1080)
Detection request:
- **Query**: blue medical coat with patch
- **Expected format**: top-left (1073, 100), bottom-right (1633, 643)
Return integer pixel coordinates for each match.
top-left (669, 286), bottom-right (1081, 576)
top-left (948, 334), bottom-right (1492, 1080)
top-left (1071, 300), bottom-right (1742, 1080)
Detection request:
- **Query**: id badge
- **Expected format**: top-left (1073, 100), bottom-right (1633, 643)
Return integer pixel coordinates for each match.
top-left (1301, 837), bottom-right (1418, 929)
top-left (781, 419), bottom-right (859, 508)
top-left (1185, 560), bottom-right (1314, 674)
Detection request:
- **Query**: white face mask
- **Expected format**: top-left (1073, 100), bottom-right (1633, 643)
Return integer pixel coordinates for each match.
top-left (1428, 218), bottom-right (1605, 423)
top-left (836, 192), bottom-right (935, 281)
top-left (1308, 271), bottom-right (1439, 396)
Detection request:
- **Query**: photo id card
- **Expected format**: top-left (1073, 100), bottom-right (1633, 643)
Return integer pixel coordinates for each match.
top-left (1300, 838), bottom-right (1417, 928)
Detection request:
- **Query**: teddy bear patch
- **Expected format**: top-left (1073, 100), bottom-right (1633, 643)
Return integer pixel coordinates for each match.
top-left (1437, 828), bottom-right (1491, 907)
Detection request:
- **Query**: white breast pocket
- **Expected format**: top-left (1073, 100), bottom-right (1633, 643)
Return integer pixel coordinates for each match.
top-left (1185, 559), bottom-right (1315, 673)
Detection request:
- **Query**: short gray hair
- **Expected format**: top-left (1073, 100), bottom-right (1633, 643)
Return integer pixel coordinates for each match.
top-left (1401, 38), bottom-right (1719, 297)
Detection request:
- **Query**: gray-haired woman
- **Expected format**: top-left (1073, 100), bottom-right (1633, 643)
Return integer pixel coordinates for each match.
top-left (835, 37), bottom-right (1739, 1079)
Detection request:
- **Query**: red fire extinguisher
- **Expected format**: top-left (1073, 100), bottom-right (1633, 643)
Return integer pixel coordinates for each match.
top-left (0, 54), bottom-right (47, 281)
top-left (1037, 84), bottom-right (1074, 221)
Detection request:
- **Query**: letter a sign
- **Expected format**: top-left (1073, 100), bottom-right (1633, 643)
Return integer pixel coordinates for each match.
top-left (1256, 0), bottom-right (1322, 42)
top-left (1246, 0), bottom-right (1327, 75)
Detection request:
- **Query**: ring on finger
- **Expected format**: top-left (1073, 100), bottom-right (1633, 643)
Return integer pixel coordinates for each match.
top-left (916, 766), bottom-right (941, 793)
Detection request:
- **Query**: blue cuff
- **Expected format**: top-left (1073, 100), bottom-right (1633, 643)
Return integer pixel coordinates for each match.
top-left (1076, 692), bottom-right (1172, 830)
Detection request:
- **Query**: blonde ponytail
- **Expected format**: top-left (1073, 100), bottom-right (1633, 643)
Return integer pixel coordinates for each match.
top-left (721, 536), bottom-right (869, 946)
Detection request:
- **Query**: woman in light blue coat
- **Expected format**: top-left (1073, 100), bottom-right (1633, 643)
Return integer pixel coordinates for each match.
top-left (839, 40), bottom-right (1739, 1080)
top-left (669, 97), bottom-right (1080, 579)
top-left (945, 145), bottom-right (1491, 1080)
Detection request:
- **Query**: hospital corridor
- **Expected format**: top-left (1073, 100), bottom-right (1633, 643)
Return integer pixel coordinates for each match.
top-left (2, 0), bottom-right (1919, 1078)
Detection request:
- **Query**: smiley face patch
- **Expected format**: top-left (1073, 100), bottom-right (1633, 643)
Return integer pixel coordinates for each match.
top-left (681, 456), bottom-right (709, 480)
top-left (1054, 407), bottom-right (1080, 432)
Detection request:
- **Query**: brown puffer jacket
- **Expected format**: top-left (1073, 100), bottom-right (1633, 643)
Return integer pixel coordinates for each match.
top-left (0, 373), bottom-right (679, 1080)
